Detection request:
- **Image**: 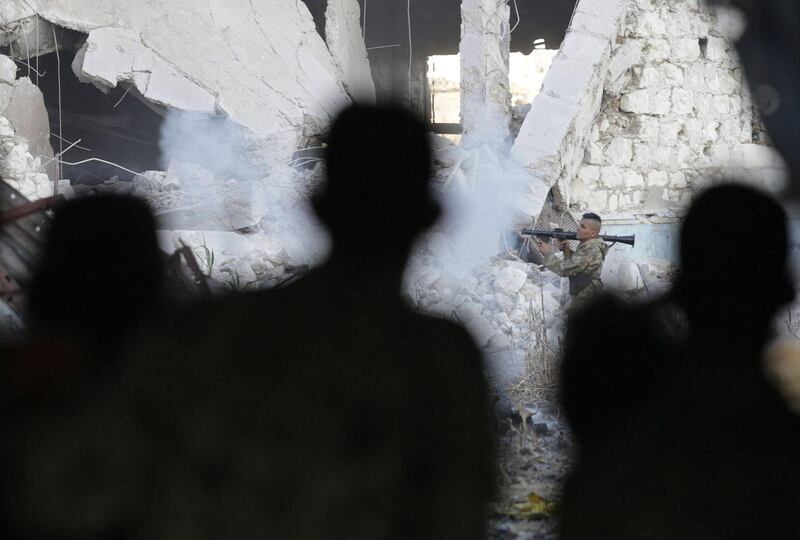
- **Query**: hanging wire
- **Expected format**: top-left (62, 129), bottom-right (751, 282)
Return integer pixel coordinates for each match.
top-left (52, 25), bottom-right (63, 193)
top-left (407, 0), bottom-right (413, 107)
top-left (113, 84), bottom-right (134, 108)
top-left (510, 0), bottom-right (521, 33)
top-left (362, 0), bottom-right (367, 41)
top-left (56, 158), bottom-right (142, 178)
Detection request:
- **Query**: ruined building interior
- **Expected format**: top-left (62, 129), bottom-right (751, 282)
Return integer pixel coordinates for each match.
top-left (0, 0), bottom-right (798, 535)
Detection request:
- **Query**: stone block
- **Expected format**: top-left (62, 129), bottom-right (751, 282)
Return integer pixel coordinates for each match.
top-left (578, 164), bottom-right (601, 185)
top-left (658, 121), bottom-right (681, 146)
top-left (669, 172), bottom-right (688, 188)
top-left (648, 170), bottom-right (669, 187)
top-left (607, 193), bottom-right (619, 212)
top-left (587, 189), bottom-right (608, 212)
top-left (632, 143), bottom-right (652, 169)
top-left (662, 62), bottom-right (684, 86)
top-left (636, 11), bottom-right (666, 36)
top-left (0, 56), bottom-right (17, 84)
top-left (569, 176), bottom-right (592, 208)
top-left (2, 78), bottom-right (55, 180)
top-left (712, 95), bottom-right (731, 116)
top-left (671, 38), bottom-right (701, 63)
top-left (683, 118), bottom-right (704, 147)
top-left (675, 144), bottom-right (696, 167)
top-left (702, 120), bottom-right (720, 143)
top-left (719, 70), bottom-right (738, 93)
top-left (466, 316), bottom-right (497, 348)
top-left (652, 147), bottom-right (680, 171)
top-left (494, 266), bottom-right (528, 296)
top-left (671, 87), bottom-right (695, 115)
top-left (0, 117), bottom-right (14, 138)
top-left (606, 137), bottom-right (633, 165)
top-left (620, 89), bottom-right (649, 114)
top-left (623, 170), bottom-right (645, 188)
top-left (601, 166), bottom-right (625, 188)
top-left (683, 64), bottom-right (706, 91)
top-left (621, 88), bottom-right (670, 115)
top-left (705, 36), bottom-right (729, 63)
top-left (636, 116), bottom-right (660, 142)
top-left (644, 38), bottom-right (671, 62)
top-left (607, 40), bottom-right (643, 95)
top-left (704, 70), bottom-right (722, 93)
top-left (585, 141), bottom-right (606, 165)
top-left (639, 65), bottom-right (660, 88)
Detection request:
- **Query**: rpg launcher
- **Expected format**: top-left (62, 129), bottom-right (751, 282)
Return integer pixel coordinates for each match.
top-left (521, 228), bottom-right (636, 247)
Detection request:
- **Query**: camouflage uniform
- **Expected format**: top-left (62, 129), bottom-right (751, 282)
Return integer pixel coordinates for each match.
top-left (543, 237), bottom-right (609, 309)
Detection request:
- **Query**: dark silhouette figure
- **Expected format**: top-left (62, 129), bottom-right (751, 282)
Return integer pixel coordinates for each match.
top-left (2, 105), bottom-right (495, 539)
top-left (1, 195), bottom-right (164, 539)
top-left (559, 185), bottom-right (800, 539)
top-left (5, 195), bottom-right (163, 401)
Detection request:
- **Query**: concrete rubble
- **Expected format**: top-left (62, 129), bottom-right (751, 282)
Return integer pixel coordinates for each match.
top-left (325, 0), bottom-right (376, 103)
top-left (0, 54), bottom-right (54, 200)
top-left (460, 0), bottom-right (511, 152)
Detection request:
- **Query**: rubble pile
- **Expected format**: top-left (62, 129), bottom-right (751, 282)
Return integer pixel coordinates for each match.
top-left (132, 162), bottom-right (328, 291)
top-left (410, 135), bottom-right (566, 388)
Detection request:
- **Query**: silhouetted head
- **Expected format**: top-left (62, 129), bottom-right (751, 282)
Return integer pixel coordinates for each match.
top-left (313, 104), bottom-right (440, 257)
top-left (673, 184), bottom-right (794, 335)
top-left (28, 195), bottom-right (163, 355)
top-left (708, 0), bottom-right (800, 192)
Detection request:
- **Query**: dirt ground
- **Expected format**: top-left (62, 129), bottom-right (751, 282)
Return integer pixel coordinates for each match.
top-left (488, 400), bottom-right (574, 540)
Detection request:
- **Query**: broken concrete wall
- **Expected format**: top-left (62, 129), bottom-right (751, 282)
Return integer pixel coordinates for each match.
top-left (510, 0), bottom-right (631, 206)
top-left (0, 54), bottom-right (54, 200)
top-left (571, 0), bottom-right (787, 216)
top-left (2, 0), bottom-right (352, 167)
top-left (459, 0), bottom-right (511, 152)
top-left (324, 0), bottom-right (376, 103)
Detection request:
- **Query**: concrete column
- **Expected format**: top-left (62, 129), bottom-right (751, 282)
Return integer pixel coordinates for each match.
top-left (459, 0), bottom-right (511, 152)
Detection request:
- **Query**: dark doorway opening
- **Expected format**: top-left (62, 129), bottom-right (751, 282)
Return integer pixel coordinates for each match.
top-left (34, 49), bottom-right (164, 183)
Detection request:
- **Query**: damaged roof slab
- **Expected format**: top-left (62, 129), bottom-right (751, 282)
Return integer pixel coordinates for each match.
top-left (2, 0), bottom-right (353, 165)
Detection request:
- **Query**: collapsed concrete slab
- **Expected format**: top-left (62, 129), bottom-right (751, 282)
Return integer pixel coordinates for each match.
top-left (5, 0), bottom-right (352, 166)
top-left (510, 0), bottom-right (630, 203)
top-left (324, 0), bottom-right (376, 103)
top-left (72, 27), bottom-right (216, 114)
top-left (459, 0), bottom-right (511, 152)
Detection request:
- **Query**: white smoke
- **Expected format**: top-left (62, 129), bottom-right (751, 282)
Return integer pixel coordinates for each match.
top-left (152, 110), bottom-right (329, 273)
top-left (407, 123), bottom-right (546, 285)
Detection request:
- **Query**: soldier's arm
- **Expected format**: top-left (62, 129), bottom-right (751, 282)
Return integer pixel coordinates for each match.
top-left (543, 244), bottom-right (601, 277)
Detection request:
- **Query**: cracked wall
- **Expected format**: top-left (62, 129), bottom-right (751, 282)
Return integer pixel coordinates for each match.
top-left (570, 0), bottom-right (786, 217)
